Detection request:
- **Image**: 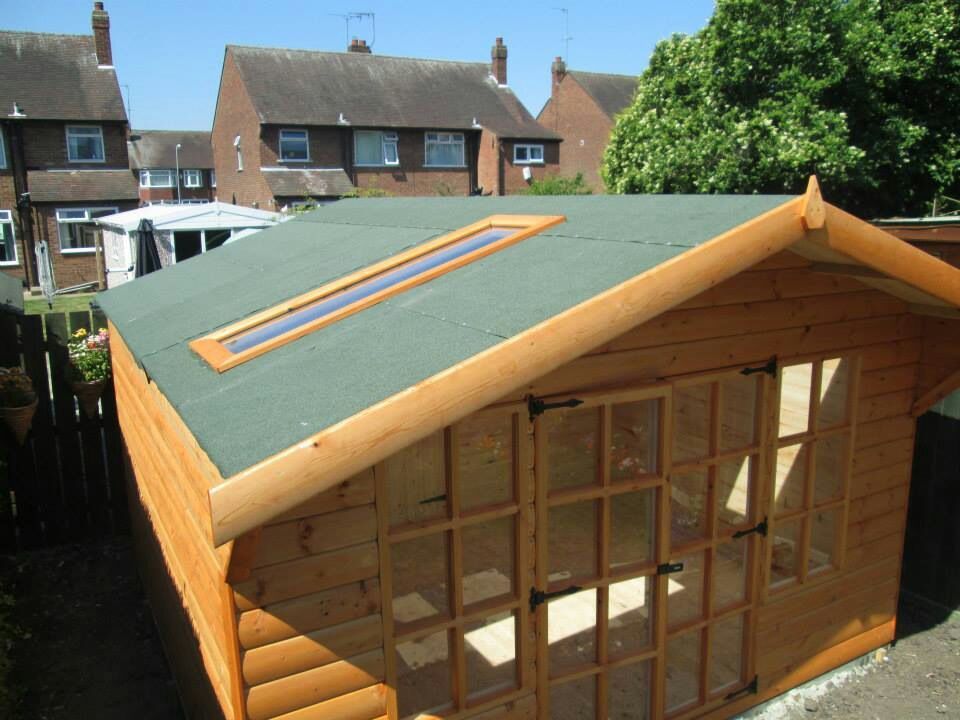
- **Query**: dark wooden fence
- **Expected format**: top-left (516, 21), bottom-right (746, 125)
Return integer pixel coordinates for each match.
top-left (902, 411), bottom-right (960, 610)
top-left (0, 308), bottom-right (127, 552)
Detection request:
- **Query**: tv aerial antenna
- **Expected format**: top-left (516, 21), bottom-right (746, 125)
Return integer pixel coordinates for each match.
top-left (554, 7), bottom-right (573, 62)
top-left (330, 12), bottom-right (377, 49)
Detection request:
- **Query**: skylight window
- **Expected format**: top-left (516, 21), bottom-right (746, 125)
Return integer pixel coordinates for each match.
top-left (191, 214), bottom-right (564, 372)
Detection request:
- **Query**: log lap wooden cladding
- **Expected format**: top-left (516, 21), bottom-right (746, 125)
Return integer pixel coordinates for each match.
top-left (112, 238), bottom-right (958, 720)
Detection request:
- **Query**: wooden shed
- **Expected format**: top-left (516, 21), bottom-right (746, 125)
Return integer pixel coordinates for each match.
top-left (97, 178), bottom-right (960, 720)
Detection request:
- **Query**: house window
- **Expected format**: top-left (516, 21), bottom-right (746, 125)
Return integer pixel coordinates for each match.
top-left (191, 213), bottom-right (565, 372)
top-left (279, 130), bottom-right (310, 162)
top-left (183, 169), bottom-right (203, 188)
top-left (0, 210), bottom-right (16, 265)
top-left (66, 126), bottom-right (105, 162)
top-left (768, 356), bottom-right (859, 591)
top-left (56, 207), bottom-right (117, 253)
top-left (139, 169), bottom-right (174, 188)
top-left (513, 144), bottom-right (544, 164)
top-left (211, 170), bottom-right (217, 188)
top-left (424, 132), bottom-right (465, 167)
top-left (354, 130), bottom-right (399, 167)
top-left (0, 131), bottom-right (7, 169)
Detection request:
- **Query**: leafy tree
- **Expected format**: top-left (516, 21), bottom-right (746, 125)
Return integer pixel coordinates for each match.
top-left (602, 0), bottom-right (960, 217)
top-left (523, 172), bottom-right (592, 196)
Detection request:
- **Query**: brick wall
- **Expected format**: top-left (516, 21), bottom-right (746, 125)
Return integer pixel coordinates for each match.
top-left (260, 126), bottom-right (345, 168)
top-left (22, 120), bottom-right (129, 169)
top-left (476, 130), bottom-right (561, 196)
top-left (211, 51), bottom-right (274, 209)
top-left (0, 165), bottom-right (24, 282)
top-left (538, 75), bottom-right (614, 191)
top-left (33, 199), bottom-right (137, 288)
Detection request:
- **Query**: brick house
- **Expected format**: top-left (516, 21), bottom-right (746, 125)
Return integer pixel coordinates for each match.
top-left (0, 2), bottom-right (137, 290)
top-left (128, 130), bottom-right (215, 205)
top-left (212, 37), bottom-right (560, 209)
top-left (537, 58), bottom-right (637, 191)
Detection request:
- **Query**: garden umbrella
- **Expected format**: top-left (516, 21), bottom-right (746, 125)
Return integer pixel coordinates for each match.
top-left (134, 218), bottom-right (162, 278)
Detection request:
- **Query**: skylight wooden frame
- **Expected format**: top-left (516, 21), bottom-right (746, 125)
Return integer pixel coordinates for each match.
top-left (191, 214), bottom-right (565, 372)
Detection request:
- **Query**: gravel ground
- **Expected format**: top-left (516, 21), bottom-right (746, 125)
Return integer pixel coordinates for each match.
top-left (2, 538), bottom-right (958, 719)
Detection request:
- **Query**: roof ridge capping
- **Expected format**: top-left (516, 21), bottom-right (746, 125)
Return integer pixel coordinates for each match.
top-left (206, 177), bottom-right (960, 545)
top-left (227, 43), bottom-right (489, 68)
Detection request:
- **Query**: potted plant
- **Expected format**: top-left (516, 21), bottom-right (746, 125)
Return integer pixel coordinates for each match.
top-left (67, 327), bottom-right (111, 418)
top-left (0, 367), bottom-right (38, 445)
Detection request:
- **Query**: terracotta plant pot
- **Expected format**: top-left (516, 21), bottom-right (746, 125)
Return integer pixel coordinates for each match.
top-left (0, 397), bottom-right (38, 445)
top-left (72, 379), bottom-right (106, 418)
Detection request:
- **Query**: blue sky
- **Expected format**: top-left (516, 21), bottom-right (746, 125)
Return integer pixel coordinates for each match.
top-left (5, 1), bottom-right (716, 131)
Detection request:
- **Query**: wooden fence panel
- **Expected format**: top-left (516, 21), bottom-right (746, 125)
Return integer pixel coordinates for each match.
top-left (0, 307), bottom-right (127, 550)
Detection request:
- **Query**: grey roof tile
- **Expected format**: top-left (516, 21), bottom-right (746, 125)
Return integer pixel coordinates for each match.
top-left (262, 168), bottom-right (355, 198)
top-left (128, 130), bottom-right (213, 169)
top-left (27, 169), bottom-right (139, 202)
top-left (570, 70), bottom-right (637, 118)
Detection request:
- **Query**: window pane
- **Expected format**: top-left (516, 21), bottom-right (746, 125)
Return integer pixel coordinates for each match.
top-left (608, 660), bottom-right (651, 720)
top-left (673, 384), bottom-right (712, 462)
top-left (383, 139), bottom-right (399, 164)
top-left (530, 145), bottom-right (543, 161)
top-left (814, 433), bottom-right (848, 505)
top-left (465, 611), bottom-right (517, 699)
top-left (610, 398), bottom-right (659, 481)
top-left (355, 131), bottom-right (382, 164)
top-left (609, 575), bottom-right (654, 657)
top-left (819, 358), bottom-right (852, 429)
top-left (550, 675), bottom-right (595, 720)
top-left (68, 129), bottom-right (103, 161)
top-left (717, 457), bottom-right (752, 534)
top-left (720, 374), bottom-right (758, 451)
top-left (386, 431), bottom-right (447, 527)
top-left (774, 444), bottom-right (807, 517)
top-left (710, 613), bottom-right (745, 693)
top-left (458, 411), bottom-right (514, 511)
top-left (546, 405), bottom-right (601, 492)
top-left (462, 516), bottom-right (515, 608)
top-left (610, 489), bottom-right (655, 570)
top-left (667, 551), bottom-right (705, 629)
top-left (671, 469), bottom-right (709, 546)
top-left (280, 131), bottom-right (308, 160)
top-left (58, 209), bottom-right (87, 220)
top-left (0, 222), bottom-right (15, 263)
top-left (549, 500), bottom-right (598, 582)
top-left (666, 630), bottom-right (701, 714)
top-left (396, 629), bottom-right (452, 717)
top-left (548, 587), bottom-right (597, 673)
top-left (89, 208), bottom-right (116, 219)
top-left (713, 540), bottom-right (747, 610)
top-left (779, 364), bottom-right (813, 437)
top-left (770, 519), bottom-right (801, 588)
top-left (515, 146), bottom-right (528, 162)
top-left (391, 532), bottom-right (449, 629)
top-left (809, 508), bottom-right (839, 575)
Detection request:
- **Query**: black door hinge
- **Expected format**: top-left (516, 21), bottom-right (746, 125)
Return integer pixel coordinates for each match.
top-left (529, 585), bottom-right (582, 612)
top-left (732, 517), bottom-right (768, 539)
top-left (741, 357), bottom-right (778, 377)
top-left (725, 675), bottom-right (759, 701)
top-left (527, 395), bottom-right (584, 422)
top-left (657, 562), bottom-right (685, 575)
top-left (418, 493), bottom-right (447, 505)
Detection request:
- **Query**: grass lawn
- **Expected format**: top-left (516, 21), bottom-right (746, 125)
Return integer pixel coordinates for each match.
top-left (23, 293), bottom-right (95, 316)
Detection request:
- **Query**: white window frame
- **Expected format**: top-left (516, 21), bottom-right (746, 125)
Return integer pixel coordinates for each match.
top-left (0, 131), bottom-right (7, 170)
top-left (56, 207), bottom-right (117, 254)
top-left (354, 130), bottom-right (400, 167)
top-left (139, 169), bottom-right (175, 188)
top-left (211, 169), bottom-right (217, 188)
top-left (183, 169), bottom-right (204, 188)
top-left (424, 132), bottom-right (466, 168)
top-left (0, 210), bottom-right (17, 266)
top-left (513, 143), bottom-right (545, 165)
top-left (279, 129), bottom-right (311, 162)
top-left (65, 125), bottom-right (105, 163)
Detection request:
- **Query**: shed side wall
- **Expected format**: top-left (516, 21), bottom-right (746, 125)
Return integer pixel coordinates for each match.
top-left (111, 325), bottom-right (240, 718)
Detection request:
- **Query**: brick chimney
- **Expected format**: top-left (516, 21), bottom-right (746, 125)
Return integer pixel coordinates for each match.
top-left (551, 56), bottom-right (567, 96)
top-left (91, 2), bottom-right (112, 66)
top-left (348, 38), bottom-right (372, 54)
top-left (491, 37), bottom-right (507, 85)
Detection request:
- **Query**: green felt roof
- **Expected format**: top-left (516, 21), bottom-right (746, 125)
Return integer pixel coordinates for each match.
top-left (97, 194), bottom-right (793, 478)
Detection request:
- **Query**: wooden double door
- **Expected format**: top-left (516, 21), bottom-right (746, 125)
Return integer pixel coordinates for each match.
top-left (532, 370), bottom-right (766, 719)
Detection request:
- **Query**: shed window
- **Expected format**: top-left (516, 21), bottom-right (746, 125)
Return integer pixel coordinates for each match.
top-left (191, 214), bottom-right (564, 372)
top-left (279, 129), bottom-right (310, 161)
top-left (0, 210), bottom-right (17, 265)
top-left (66, 126), bottom-right (105, 162)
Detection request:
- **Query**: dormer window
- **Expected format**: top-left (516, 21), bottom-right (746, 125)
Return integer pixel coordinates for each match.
top-left (66, 126), bottom-right (105, 162)
top-left (279, 129), bottom-right (310, 162)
